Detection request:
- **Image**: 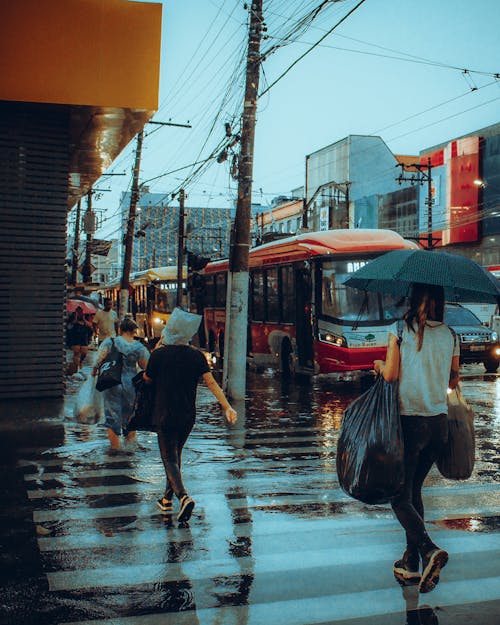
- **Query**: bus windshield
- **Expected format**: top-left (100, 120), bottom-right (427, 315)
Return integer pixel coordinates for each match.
top-left (320, 259), bottom-right (402, 324)
top-left (155, 284), bottom-right (177, 313)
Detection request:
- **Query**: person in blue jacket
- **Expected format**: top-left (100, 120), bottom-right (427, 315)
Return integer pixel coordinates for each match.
top-left (92, 317), bottom-right (149, 450)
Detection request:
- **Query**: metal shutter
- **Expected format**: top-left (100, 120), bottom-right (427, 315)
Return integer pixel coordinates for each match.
top-left (0, 102), bottom-right (69, 399)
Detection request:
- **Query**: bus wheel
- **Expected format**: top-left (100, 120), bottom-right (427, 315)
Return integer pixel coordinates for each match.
top-left (280, 339), bottom-right (294, 376)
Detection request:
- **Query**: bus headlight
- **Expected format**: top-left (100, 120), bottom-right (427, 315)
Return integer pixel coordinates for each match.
top-left (491, 331), bottom-right (498, 342)
top-left (320, 333), bottom-right (347, 348)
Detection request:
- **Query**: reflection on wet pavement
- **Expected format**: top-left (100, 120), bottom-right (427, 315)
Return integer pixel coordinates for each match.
top-left (3, 366), bottom-right (500, 624)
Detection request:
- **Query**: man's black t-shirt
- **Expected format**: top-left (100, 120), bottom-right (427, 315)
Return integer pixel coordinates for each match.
top-left (146, 345), bottom-right (210, 429)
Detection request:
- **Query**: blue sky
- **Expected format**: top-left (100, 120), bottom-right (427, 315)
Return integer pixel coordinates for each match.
top-left (94, 0), bottom-right (500, 238)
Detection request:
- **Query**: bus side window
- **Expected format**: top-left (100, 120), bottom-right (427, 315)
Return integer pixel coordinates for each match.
top-left (215, 273), bottom-right (226, 307)
top-left (280, 266), bottom-right (294, 323)
top-left (266, 267), bottom-right (279, 322)
top-left (147, 285), bottom-right (155, 313)
top-left (253, 269), bottom-right (265, 321)
top-left (204, 275), bottom-right (215, 307)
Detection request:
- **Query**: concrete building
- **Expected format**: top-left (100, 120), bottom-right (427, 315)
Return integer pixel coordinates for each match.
top-left (303, 125), bottom-right (500, 267)
top-left (92, 240), bottom-right (121, 286)
top-left (305, 135), bottom-right (416, 231)
top-left (0, 0), bottom-right (161, 399)
top-left (257, 197), bottom-right (304, 238)
top-left (119, 190), bottom-right (235, 271)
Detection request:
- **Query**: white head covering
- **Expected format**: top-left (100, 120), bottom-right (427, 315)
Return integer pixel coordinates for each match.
top-left (161, 307), bottom-right (202, 346)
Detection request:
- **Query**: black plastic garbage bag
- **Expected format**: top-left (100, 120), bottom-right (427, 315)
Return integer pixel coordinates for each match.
top-left (336, 375), bottom-right (404, 504)
top-left (436, 388), bottom-right (475, 480)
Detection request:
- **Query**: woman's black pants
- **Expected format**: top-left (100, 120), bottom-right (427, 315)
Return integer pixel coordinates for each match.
top-left (157, 423), bottom-right (194, 500)
top-left (391, 414), bottom-right (448, 556)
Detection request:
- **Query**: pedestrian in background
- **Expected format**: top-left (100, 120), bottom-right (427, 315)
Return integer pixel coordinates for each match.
top-left (67, 305), bottom-right (93, 379)
top-left (92, 317), bottom-right (149, 451)
top-left (374, 283), bottom-right (460, 593)
top-left (144, 308), bottom-right (237, 524)
top-left (93, 298), bottom-right (119, 344)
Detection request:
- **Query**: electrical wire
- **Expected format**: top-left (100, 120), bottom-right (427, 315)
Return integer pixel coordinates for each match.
top-left (259, 0), bottom-right (367, 98)
top-left (94, 1), bottom-right (499, 244)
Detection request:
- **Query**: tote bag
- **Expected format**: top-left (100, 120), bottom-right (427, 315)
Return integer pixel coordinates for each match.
top-left (96, 338), bottom-right (123, 392)
top-left (436, 387), bottom-right (475, 480)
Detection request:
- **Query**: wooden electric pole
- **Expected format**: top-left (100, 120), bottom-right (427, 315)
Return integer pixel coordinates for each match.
top-left (81, 191), bottom-right (96, 284)
top-left (70, 199), bottom-right (82, 286)
top-left (223, 0), bottom-right (263, 399)
top-left (120, 130), bottom-right (143, 318)
top-left (176, 189), bottom-right (186, 307)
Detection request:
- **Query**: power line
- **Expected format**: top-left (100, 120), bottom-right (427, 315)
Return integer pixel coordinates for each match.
top-left (259, 0), bottom-right (367, 98)
top-left (263, 34), bottom-right (500, 79)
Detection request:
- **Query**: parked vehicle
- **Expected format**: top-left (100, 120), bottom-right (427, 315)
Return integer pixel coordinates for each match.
top-left (444, 303), bottom-right (500, 373)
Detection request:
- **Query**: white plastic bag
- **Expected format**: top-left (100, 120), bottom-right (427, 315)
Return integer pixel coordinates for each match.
top-left (160, 307), bottom-right (202, 345)
top-left (74, 377), bottom-right (104, 424)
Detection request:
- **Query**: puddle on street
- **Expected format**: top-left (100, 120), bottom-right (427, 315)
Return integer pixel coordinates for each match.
top-left (430, 515), bottom-right (500, 532)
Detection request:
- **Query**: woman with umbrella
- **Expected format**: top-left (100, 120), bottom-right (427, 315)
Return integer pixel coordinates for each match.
top-left (345, 249), bottom-right (500, 592)
top-left (373, 282), bottom-right (460, 592)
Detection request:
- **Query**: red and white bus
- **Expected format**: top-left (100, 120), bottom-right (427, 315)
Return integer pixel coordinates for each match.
top-left (198, 229), bottom-right (417, 377)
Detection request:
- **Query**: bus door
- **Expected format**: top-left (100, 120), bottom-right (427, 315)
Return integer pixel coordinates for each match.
top-left (295, 264), bottom-right (314, 369)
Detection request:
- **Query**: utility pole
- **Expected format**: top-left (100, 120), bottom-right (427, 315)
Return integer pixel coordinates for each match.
top-left (396, 157), bottom-right (439, 249)
top-left (223, 0), bottom-right (263, 399)
top-left (176, 188), bottom-right (186, 307)
top-left (81, 191), bottom-right (96, 283)
top-left (120, 129), bottom-right (143, 318)
top-left (70, 199), bottom-right (82, 286)
top-left (344, 181), bottom-right (351, 229)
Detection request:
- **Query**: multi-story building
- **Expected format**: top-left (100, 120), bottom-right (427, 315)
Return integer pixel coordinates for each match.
top-left (418, 123), bottom-right (500, 265)
top-left (305, 135), bottom-right (417, 231)
top-left (92, 240), bottom-right (120, 285)
top-left (300, 125), bottom-right (500, 266)
top-left (256, 196), bottom-right (304, 238)
top-left (119, 189), bottom-right (235, 271)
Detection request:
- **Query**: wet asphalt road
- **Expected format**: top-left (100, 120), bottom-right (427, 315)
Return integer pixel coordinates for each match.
top-left (1, 361), bottom-right (499, 625)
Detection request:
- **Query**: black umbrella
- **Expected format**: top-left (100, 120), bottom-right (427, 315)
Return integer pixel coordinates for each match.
top-left (343, 249), bottom-right (500, 304)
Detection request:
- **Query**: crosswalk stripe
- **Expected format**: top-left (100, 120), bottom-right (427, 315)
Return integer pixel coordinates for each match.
top-left (35, 507), bottom-right (500, 554)
top-left (45, 532), bottom-right (500, 591)
top-left (25, 474), bottom-right (500, 501)
top-left (58, 575), bottom-right (500, 625)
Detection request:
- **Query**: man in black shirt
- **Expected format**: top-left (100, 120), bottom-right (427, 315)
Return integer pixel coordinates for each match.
top-left (144, 309), bottom-right (237, 523)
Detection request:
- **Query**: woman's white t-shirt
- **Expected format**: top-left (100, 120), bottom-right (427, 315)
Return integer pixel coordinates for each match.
top-left (396, 321), bottom-right (460, 417)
